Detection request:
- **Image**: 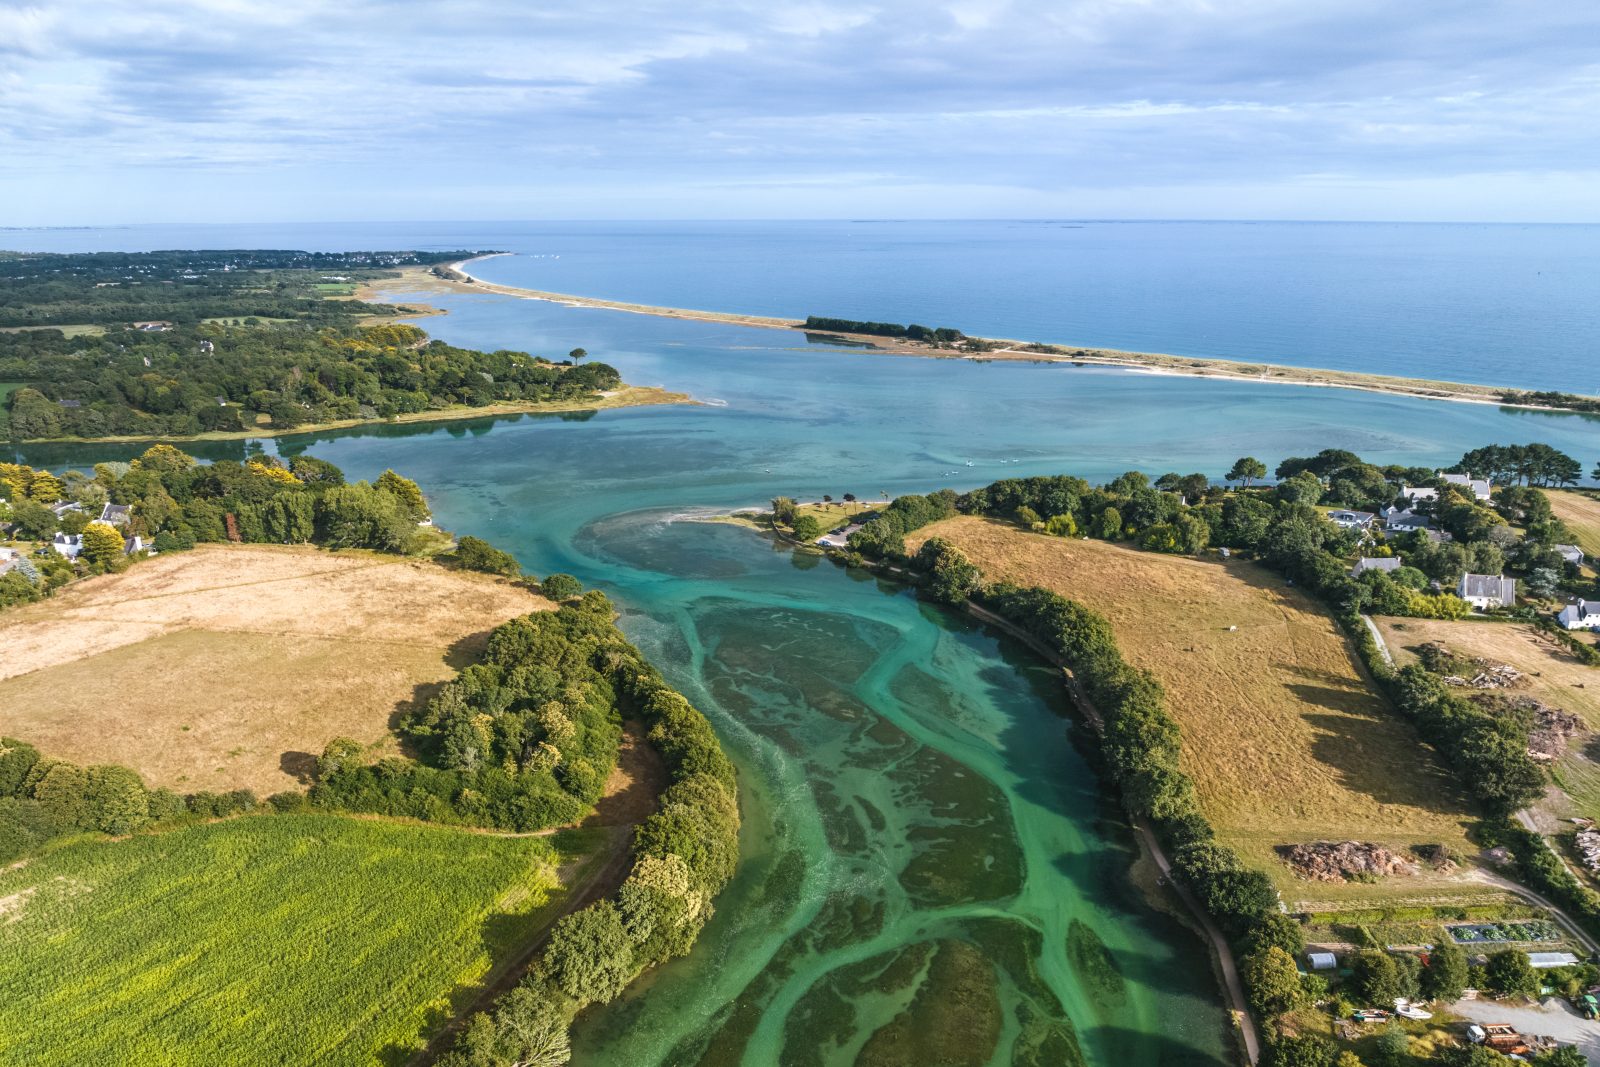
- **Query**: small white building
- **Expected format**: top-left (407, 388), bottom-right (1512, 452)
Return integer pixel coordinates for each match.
top-left (52, 532), bottom-right (83, 560)
top-left (1402, 486), bottom-right (1438, 502)
top-left (1440, 472), bottom-right (1493, 502)
top-left (1554, 543), bottom-right (1585, 567)
top-left (1457, 573), bottom-right (1516, 610)
top-left (1307, 951), bottom-right (1338, 971)
top-left (1352, 556), bottom-right (1403, 577)
top-left (1558, 600), bottom-right (1600, 631)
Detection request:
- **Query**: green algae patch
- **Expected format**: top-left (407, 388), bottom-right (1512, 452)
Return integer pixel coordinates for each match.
top-left (856, 940), bottom-right (1004, 1067)
top-left (1067, 919), bottom-right (1128, 1008)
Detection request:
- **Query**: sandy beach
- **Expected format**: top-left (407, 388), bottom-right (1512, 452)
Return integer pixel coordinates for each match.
top-left (363, 256), bottom-right (1600, 416)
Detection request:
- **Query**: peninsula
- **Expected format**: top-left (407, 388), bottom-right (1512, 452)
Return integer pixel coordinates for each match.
top-left (0, 249), bottom-right (690, 443)
top-left (378, 255), bottom-right (1600, 416)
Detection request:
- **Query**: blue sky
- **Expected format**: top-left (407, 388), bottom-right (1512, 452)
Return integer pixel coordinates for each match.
top-left (2, 1), bottom-right (1597, 223)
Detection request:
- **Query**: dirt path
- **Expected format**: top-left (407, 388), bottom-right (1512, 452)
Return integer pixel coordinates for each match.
top-left (406, 720), bottom-right (666, 1066)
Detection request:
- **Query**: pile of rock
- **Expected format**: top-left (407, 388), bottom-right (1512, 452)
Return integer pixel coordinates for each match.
top-left (1574, 821), bottom-right (1600, 874)
top-left (1277, 841), bottom-right (1418, 882)
top-left (1441, 663), bottom-right (1526, 689)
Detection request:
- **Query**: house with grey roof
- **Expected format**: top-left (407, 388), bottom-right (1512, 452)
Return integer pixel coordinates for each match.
top-left (99, 503), bottom-right (131, 527)
top-left (1401, 486), bottom-right (1438, 502)
top-left (1382, 506), bottom-right (1434, 533)
top-left (1555, 543), bottom-right (1585, 567)
top-left (1558, 600), bottom-right (1600, 631)
top-left (1440, 472), bottom-right (1492, 502)
top-left (1352, 556), bottom-right (1404, 577)
top-left (1327, 509), bottom-right (1377, 530)
top-left (51, 532), bottom-right (83, 560)
top-left (1457, 573), bottom-right (1516, 610)
top-left (49, 500), bottom-right (84, 519)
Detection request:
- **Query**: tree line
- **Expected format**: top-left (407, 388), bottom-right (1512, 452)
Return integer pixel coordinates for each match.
top-left (803, 315), bottom-right (965, 343)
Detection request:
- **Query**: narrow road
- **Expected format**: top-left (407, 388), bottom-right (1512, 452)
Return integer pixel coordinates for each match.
top-left (962, 599), bottom-right (1263, 1065)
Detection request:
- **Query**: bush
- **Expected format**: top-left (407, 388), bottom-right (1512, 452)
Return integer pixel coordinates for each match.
top-left (540, 573), bottom-right (582, 601)
top-left (448, 536), bottom-right (521, 577)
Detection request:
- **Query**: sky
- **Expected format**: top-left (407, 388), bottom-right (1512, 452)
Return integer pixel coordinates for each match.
top-left (2, 1), bottom-right (1598, 224)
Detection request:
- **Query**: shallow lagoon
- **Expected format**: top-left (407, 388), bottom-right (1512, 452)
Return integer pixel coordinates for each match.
top-left (18, 284), bottom-right (1600, 1067)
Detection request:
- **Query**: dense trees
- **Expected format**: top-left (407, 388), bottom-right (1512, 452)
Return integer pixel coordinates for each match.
top-left (448, 537), bottom-right (523, 577)
top-left (3, 320), bottom-right (621, 440)
top-left (437, 604), bottom-right (739, 1067)
top-left (1455, 443), bottom-right (1583, 487)
top-left (802, 315), bottom-right (964, 342)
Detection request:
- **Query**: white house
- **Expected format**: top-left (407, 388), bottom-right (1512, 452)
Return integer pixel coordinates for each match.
top-left (1327, 509), bottom-right (1377, 530)
top-left (51, 532), bottom-right (83, 559)
top-left (1440, 472), bottom-right (1492, 502)
top-left (1555, 543), bottom-right (1585, 567)
top-left (1352, 556), bottom-right (1403, 577)
top-left (1558, 600), bottom-right (1600, 631)
top-left (1382, 507), bottom-right (1434, 533)
top-left (1401, 486), bottom-right (1438, 502)
top-left (1457, 573), bottom-right (1516, 610)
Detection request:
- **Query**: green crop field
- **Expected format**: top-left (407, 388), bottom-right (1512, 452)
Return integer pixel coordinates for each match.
top-left (0, 814), bottom-right (568, 1065)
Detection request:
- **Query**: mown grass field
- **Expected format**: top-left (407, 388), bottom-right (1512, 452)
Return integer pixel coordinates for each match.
top-left (0, 544), bottom-right (544, 795)
top-left (909, 517), bottom-right (1486, 906)
top-left (1376, 616), bottom-right (1600, 820)
top-left (0, 814), bottom-right (567, 1066)
top-left (1548, 490), bottom-right (1600, 560)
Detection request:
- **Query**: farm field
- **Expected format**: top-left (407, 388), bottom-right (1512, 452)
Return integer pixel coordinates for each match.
top-left (0, 814), bottom-right (568, 1066)
top-left (0, 544), bottom-right (544, 795)
top-left (908, 516), bottom-right (1486, 906)
top-left (1548, 490), bottom-right (1600, 560)
top-left (1375, 616), bottom-right (1600, 819)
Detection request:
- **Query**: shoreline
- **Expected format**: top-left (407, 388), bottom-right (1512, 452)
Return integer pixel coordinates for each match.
top-left (14, 386), bottom-right (693, 445)
top-left (375, 257), bottom-right (1600, 416)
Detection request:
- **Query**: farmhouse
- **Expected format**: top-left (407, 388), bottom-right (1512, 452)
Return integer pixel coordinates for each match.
top-left (1457, 573), bottom-right (1516, 610)
top-left (1441, 472), bottom-right (1493, 502)
top-left (1351, 556), bottom-right (1403, 576)
top-left (1558, 599), bottom-right (1600, 631)
top-left (1327, 509), bottom-right (1377, 530)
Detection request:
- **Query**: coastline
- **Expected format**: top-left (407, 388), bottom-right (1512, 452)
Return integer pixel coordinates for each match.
top-left (375, 257), bottom-right (1600, 416)
top-left (14, 385), bottom-right (693, 445)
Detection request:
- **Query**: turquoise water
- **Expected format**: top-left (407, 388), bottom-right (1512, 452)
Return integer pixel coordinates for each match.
top-left (8, 220), bottom-right (1598, 390)
top-left (12, 223), bottom-right (1600, 1066)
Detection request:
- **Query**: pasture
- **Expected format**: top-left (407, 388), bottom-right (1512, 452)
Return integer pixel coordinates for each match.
top-left (909, 517), bottom-right (1484, 904)
top-left (1548, 490), bottom-right (1600, 560)
top-left (0, 814), bottom-right (567, 1066)
top-left (0, 544), bottom-right (544, 795)
top-left (1376, 616), bottom-right (1600, 819)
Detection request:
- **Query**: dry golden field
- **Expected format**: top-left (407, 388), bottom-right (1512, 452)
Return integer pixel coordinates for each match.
top-left (909, 517), bottom-right (1486, 904)
top-left (1375, 616), bottom-right (1600, 821)
top-left (1548, 490), bottom-right (1600, 560)
top-left (0, 544), bottom-right (544, 795)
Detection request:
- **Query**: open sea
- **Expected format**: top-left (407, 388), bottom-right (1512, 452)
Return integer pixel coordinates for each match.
top-left (6, 219), bottom-right (1597, 391)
